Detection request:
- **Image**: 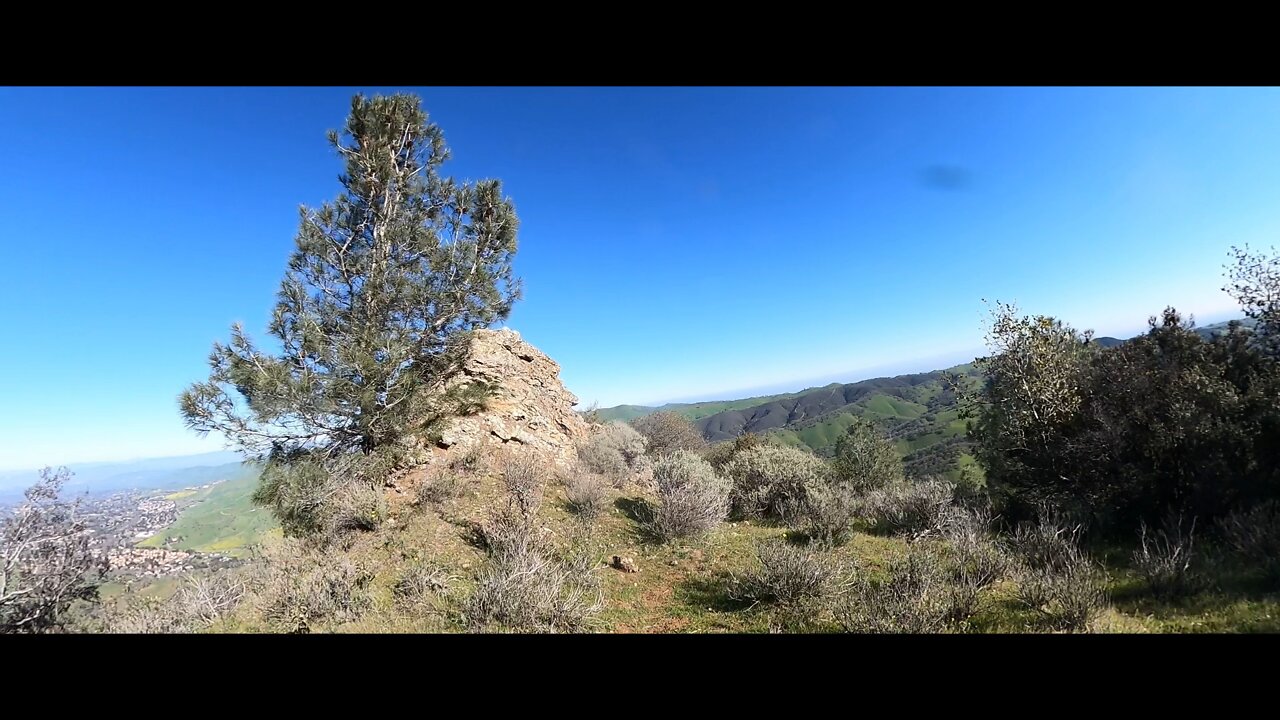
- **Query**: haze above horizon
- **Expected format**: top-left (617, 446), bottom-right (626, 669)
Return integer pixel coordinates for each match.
top-left (2, 86), bottom-right (1274, 469)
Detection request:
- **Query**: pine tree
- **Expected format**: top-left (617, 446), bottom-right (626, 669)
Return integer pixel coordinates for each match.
top-left (180, 94), bottom-right (521, 537)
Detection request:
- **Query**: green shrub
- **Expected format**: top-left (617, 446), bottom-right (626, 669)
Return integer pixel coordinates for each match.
top-left (831, 419), bottom-right (905, 492)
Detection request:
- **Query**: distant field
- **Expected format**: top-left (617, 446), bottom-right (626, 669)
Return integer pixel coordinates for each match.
top-left (138, 467), bottom-right (275, 557)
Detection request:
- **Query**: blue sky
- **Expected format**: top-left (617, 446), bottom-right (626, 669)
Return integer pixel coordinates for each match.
top-left (1, 86), bottom-right (1276, 470)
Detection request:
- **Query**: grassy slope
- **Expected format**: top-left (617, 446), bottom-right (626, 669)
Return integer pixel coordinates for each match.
top-left (137, 466), bottom-right (276, 556)
top-left (217, 462), bottom-right (1280, 634)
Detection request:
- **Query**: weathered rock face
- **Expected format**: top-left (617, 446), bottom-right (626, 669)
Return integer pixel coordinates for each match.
top-left (411, 328), bottom-right (589, 472)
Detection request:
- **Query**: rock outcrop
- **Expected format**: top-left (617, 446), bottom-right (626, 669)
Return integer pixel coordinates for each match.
top-left (409, 328), bottom-right (590, 473)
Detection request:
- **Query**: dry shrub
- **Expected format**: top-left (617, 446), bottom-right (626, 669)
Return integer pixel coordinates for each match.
top-left (723, 444), bottom-right (829, 521)
top-left (467, 452), bottom-right (602, 632)
top-left (647, 451), bottom-right (730, 541)
top-left (943, 506), bottom-right (1010, 591)
top-left (416, 469), bottom-right (464, 506)
top-left (703, 432), bottom-right (772, 472)
top-left (1010, 513), bottom-right (1107, 632)
top-left (576, 437), bottom-right (629, 487)
top-left (500, 449), bottom-right (546, 519)
top-left (1217, 500), bottom-right (1280, 581)
top-left (837, 546), bottom-right (951, 633)
top-left (99, 572), bottom-right (247, 634)
top-left (1132, 513), bottom-right (1202, 598)
top-left (732, 539), bottom-right (845, 609)
top-left (860, 478), bottom-right (957, 537)
top-left (799, 480), bottom-right (861, 546)
top-left (632, 411), bottom-right (707, 455)
top-left (395, 563), bottom-right (453, 606)
top-left (563, 463), bottom-right (610, 521)
top-left (255, 539), bottom-right (373, 633)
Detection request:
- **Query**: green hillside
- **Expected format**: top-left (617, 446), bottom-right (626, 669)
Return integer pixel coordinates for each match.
top-left (593, 389), bottom-right (814, 424)
top-left (137, 465), bottom-right (275, 556)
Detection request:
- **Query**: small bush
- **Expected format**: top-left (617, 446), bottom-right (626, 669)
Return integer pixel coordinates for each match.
top-left (632, 411), bottom-right (707, 455)
top-left (703, 432), bottom-right (772, 471)
top-left (466, 529), bottom-right (602, 633)
top-left (415, 469), bottom-right (464, 506)
top-left (563, 463), bottom-right (610, 521)
top-left (599, 421), bottom-right (648, 466)
top-left (1132, 513), bottom-right (1201, 599)
top-left (98, 573), bottom-right (246, 634)
top-left (943, 506), bottom-right (1009, 591)
top-left (647, 451), bottom-right (730, 541)
top-left (1217, 500), bottom-right (1280, 581)
top-left (837, 547), bottom-right (950, 634)
top-left (860, 478), bottom-right (957, 537)
top-left (331, 479), bottom-right (387, 533)
top-left (831, 419), bottom-right (905, 492)
top-left (395, 563), bottom-right (452, 605)
top-left (500, 449), bottom-right (546, 520)
top-left (732, 539), bottom-right (844, 609)
top-left (798, 480), bottom-right (861, 546)
top-left (723, 444), bottom-right (830, 521)
top-left (255, 540), bottom-right (373, 633)
top-left (1010, 513), bottom-right (1106, 632)
top-left (576, 437), bottom-right (630, 487)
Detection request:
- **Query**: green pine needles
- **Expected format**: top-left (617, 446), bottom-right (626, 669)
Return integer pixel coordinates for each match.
top-left (180, 94), bottom-right (521, 538)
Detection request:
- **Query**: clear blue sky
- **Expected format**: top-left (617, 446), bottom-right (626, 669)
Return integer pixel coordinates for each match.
top-left (2, 86), bottom-right (1276, 470)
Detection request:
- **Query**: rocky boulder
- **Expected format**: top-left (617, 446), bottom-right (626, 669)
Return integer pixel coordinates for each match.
top-left (409, 328), bottom-right (590, 472)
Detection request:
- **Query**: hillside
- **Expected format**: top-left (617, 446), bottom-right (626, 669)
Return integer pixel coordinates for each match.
top-left (593, 390), bottom-right (810, 424)
top-left (137, 464), bottom-right (275, 556)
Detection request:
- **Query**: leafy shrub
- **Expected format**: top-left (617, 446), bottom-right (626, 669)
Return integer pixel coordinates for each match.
top-left (831, 419), bottom-right (905, 492)
top-left (860, 478), bottom-right (957, 536)
top-left (563, 463), bottom-right (610, 521)
top-left (1132, 513), bottom-right (1202, 598)
top-left (632, 411), bottom-right (707, 455)
top-left (647, 451), bottom-right (730, 541)
top-left (1217, 500), bottom-right (1280, 581)
top-left (256, 540), bottom-right (373, 633)
top-left (253, 451), bottom-right (391, 540)
top-left (732, 539), bottom-right (844, 609)
top-left (599, 421), bottom-right (647, 466)
top-left (723, 444), bottom-right (829, 521)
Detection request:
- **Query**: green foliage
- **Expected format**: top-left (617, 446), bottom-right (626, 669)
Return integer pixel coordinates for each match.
top-left (969, 297), bottom-right (1280, 533)
top-left (1225, 244), bottom-right (1280, 358)
top-left (723, 444), bottom-right (829, 521)
top-left (831, 419), bottom-right (904, 492)
top-left (180, 93), bottom-right (520, 538)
